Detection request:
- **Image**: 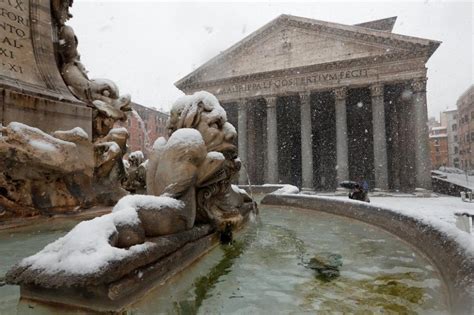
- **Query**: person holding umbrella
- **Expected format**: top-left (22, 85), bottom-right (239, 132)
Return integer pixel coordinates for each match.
top-left (339, 178), bottom-right (370, 203)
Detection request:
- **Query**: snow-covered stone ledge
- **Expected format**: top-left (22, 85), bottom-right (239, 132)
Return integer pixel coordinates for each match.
top-left (261, 193), bottom-right (474, 315)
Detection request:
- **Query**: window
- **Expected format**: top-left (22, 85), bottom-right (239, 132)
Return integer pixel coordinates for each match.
top-left (454, 135), bottom-right (458, 142)
top-left (454, 146), bottom-right (458, 154)
top-left (452, 124), bottom-right (457, 131)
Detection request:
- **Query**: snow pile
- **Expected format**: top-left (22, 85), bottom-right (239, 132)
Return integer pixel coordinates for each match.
top-left (153, 137), bottom-right (167, 150)
top-left (20, 195), bottom-right (184, 275)
top-left (171, 91), bottom-right (227, 122)
top-left (231, 184), bottom-right (248, 195)
top-left (28, 139), bottom-right (57, 152)
top-left (129, 150), bottom-right (144, 161)
top-left (223, 122), bottom-right (236, 135)
top-left (70, 127), bottom-right (89, 139)
top-left (20, 214), bottom-right (150, 275)
top-left (273, 184), bottom-right (300, 195)
top-left (166, 128), bottom-right (204, 148)
top-left (208, 151), bottom-right (225, 160)
top-left (53, 127), bottom-right (89, 142)
top-left (113, 194), bottom-right (184, 215)
top-left (8, 122), bottom-right (75, 149)
top-left (102, 141), bottom-right (121, 154)
top-left (123, 159), bottom-right (130, 169)
top-left (108, 127), bottom-right (128, 135)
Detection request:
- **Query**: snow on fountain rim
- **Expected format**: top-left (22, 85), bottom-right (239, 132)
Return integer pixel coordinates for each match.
top-left (272, 184), bottom-right (300, 195)
top-left (20, 195), bottom-right (184, 275)
top-left (275, 193), bottom-right (474, 257)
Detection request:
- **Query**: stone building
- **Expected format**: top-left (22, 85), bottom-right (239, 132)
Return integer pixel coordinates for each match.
top-left (440, 109), bottom-right (459, 168)
top-left (457, 85), bottom-right (474, 170)
top-left (116, 103), bottom-right (169, 157)
top-left (176, 15), bottom-right (440, 191)
top-left (429, 126), bottom-right (448, 169)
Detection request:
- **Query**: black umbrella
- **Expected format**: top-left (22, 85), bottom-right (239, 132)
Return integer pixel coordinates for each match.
top-left (339, 181), bottom-right (359, 189)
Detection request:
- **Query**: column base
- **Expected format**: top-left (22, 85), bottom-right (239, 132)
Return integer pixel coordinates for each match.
top-left (414, 188), bottom-right (434, 198)
top-left (300, 187), bottom-right (315, 195)
top-left (371, 188), bottom-right (391, 197)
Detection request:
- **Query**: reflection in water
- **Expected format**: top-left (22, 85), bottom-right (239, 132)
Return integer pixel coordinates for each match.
top-left (173, 239), bottom-right (250, 314)
top-left (0, 206), bottom-right (448, 314)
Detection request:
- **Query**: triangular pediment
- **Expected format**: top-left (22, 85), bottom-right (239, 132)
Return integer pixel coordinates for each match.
top-left (176, 15), bottom-right (440, 88)
top-left (195, 26), bottom-right (403, 82)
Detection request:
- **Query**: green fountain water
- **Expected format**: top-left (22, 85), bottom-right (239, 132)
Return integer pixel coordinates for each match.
top-left (0, 205), bottom-right (448, 314)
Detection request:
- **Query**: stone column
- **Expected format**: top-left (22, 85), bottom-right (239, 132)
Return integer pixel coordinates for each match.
top-left (370, 84), bottom-right (389, 191)
top-left (300, 91), bottom-right (313, 190)
top-left (237, 100), bottom-right (248, 185)
top-left (411, 78), bottom-right (432, 190)
top-left (266, 96), bottom-right (278, 184)
top-left (334, 87), bottom-right (349, 185)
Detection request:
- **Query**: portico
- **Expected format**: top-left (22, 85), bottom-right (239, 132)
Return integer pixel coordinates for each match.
top-left (176, 15), bottom-right (440, 192)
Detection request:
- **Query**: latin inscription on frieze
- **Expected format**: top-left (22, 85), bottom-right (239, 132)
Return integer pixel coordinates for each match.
top-left (0, 0), bottom-right (44, 86)
top-left (218, 69), bottom-right (370, 95)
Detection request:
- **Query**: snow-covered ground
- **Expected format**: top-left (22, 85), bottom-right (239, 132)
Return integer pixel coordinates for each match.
top-left (327, 195), bottom-right (474, 256)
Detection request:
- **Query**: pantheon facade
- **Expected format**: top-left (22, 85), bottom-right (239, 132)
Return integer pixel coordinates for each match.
top-left (176, 15), bottom-right (440, 192)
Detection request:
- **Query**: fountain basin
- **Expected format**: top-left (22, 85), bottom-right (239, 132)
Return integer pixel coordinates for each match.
top-left (261, 193), bottom-right (474, 314)
top-left (1, 201), bottom-right (451, 313)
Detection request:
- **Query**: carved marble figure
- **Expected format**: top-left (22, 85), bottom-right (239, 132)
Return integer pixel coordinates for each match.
top-left (147, 91), bottom-right (255, 231)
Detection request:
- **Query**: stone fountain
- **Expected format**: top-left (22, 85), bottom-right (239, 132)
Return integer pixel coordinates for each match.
top-left (0, 0), bottom-right (131, 219)
top-left (6, 91), bottom-right (256, 312)
top-left (0, 0), bottom-right (256, 311)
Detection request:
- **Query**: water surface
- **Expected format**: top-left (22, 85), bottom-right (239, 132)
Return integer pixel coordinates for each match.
top-left (0, 205), bottom-right (448, 314)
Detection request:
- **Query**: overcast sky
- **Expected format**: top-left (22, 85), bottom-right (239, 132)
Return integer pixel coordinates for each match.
top-left (69, 0), bottom-right (473, 118)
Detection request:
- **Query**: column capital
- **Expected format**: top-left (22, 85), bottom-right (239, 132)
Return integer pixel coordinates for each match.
top-left (299, 91), bottom-right (312, 104)
top-left (411, 77), bottom-right (427, 93)
top-left (265, 96), bottom-right (278, 108)
top-left (334, 87), bottom-right (347, 100)
top-left (370, 83), bottom-right (384, 97)
top-left (232, 99), bottom-right (247, 107)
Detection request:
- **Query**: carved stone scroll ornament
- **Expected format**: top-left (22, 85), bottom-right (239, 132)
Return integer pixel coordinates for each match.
top-left (411, 77), bottom-right (427, 93)
top-left (370, 83), bottom-right (384, 97)
top-left (334, 87), bottom-right (347, 100)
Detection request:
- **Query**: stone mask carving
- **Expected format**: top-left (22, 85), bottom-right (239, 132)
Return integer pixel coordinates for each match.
top-left (147, 91), bottom-right (254, 230)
